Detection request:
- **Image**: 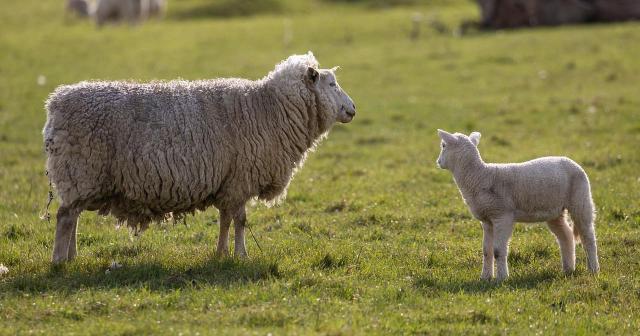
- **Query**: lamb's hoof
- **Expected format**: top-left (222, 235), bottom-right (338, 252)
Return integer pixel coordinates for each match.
top-left (480, 275), bottom-right (493, 281)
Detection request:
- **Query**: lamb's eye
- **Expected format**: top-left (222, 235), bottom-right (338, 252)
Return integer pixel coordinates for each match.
top-left (442, 143), bottom-right (446, 148)
top-left (329, 82), bottom-right (336, 87)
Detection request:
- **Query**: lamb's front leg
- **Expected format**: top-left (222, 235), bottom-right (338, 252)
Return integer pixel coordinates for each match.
top-left (492, 214), bottom-right (514, 281)
top-left (481, 221), bottom-right (494, 280)
top-left (233, 206), bottom-right (248, 258)
top-left (216, 209), bottom-right (232, 257)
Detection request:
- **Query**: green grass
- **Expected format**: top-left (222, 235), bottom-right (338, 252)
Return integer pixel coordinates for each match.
top-left (1, 0), bottom-right (640, 334)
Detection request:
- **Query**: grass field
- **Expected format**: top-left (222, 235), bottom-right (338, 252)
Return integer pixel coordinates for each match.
top-left (1, 0), bottom-right (640, 334)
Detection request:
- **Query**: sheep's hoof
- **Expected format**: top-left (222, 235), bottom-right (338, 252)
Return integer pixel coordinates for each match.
top-left (215, 249), bottom-right (230, 259)
top-left (234, 252), bottom-right (248, 259)
top-left (494, 273), bottom-right (508, 282)
top-left (50, 260), bottom-right (68, 273)
top-left (52, 254), bottom-right (69, 264)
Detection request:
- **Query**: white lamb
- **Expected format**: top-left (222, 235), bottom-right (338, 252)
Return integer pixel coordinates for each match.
top-left (436, 129), bottom-right (599, 281)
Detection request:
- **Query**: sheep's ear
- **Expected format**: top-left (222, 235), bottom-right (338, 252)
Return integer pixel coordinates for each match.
top-left (469, 131), bottom-right (481, 146)
top-left (437, 129), bottom-right (457, 144)
top-left (306, 67), bottom-right (319, 84)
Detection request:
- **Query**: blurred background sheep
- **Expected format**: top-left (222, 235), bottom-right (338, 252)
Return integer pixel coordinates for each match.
top-left (95, 0), bottom-right (166, 26)
top-left (476, 0), bottom-right (640, 29)
top-left (66, 0), bottom-right (91, 18)
top-left (64, 0), bottom-right (166, 26)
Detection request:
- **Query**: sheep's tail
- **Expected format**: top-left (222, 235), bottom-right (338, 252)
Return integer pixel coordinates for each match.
top-left (40, 92), bottom-right (59, 223)
top-left (567, 171), bottom-right (600, 273)
top-left (39, 170), bottom-right (55, 223)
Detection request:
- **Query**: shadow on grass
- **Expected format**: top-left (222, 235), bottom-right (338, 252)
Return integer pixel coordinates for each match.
top-left (171, 0), bottom-right (283, 20)
top-left (413, 269), bottom-right (562, 294)
top-left (1, 257), bottom-right (281, 295)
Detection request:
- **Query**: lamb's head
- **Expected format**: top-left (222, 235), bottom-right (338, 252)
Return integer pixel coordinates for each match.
top-left (305, 66), bottom-right (356, 124)
top-left (436, 129), bottom-right (481, 170)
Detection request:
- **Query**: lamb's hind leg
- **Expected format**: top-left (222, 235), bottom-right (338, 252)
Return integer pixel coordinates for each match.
top-left (569, 176), bottom-right (600, 273)
top-left (233, 205), bottom-right (248, 258)
top-left (547, 214), bottom-right (576, 273)
top-left (52, 205), bottom-right (81, 264)
top-left (571, 208), bottom-right (599, 273)
top-left (216, 209), bottom-right (232, 257)
top-left (481, 221), bottom-right (494, 280)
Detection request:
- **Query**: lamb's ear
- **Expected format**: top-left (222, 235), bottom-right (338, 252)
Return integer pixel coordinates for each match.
top-left (437, 129), bottom-right (457, 144)
top-left (469, 132), bottom-right (481, 146)
top-left (306, 67), bottom-right (319, 84)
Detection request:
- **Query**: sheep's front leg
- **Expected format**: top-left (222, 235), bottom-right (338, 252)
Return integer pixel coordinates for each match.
top-left (52, 205), bottom-right (81, 264)
top-left (67, 219), bottom-right (79, 260)
top-left (481, 221), bottom-right (494, 280)
top-left (492, 214), bottom-right (514, 281)
top-left (233, 206), bottom-right (248, 258)
top-left (216, 209), bottom-right (232, 257)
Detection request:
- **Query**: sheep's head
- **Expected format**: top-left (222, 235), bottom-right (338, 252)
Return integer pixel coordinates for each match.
top-left (305, 66), bottom-right (356, 124)
top-left (436, 129), bottom-right (481, 170)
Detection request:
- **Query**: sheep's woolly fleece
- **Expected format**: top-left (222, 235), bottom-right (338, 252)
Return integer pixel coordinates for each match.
top-left (44, 52), bottom-right (334, 230)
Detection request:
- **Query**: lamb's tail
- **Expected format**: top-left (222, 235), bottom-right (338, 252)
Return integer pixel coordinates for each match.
top-left (567, 173), bottom-right (593, 242)
top-left (567, 170), bottom-right (600, 273)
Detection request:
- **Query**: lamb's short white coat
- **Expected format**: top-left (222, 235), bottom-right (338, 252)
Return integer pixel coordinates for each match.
top-left (437, 129), bottom-right (599, 281)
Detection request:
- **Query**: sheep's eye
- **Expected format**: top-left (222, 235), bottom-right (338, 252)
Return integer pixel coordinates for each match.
top-left (441, 143), bottom-right (446, 148)
top-left (329, 82), bottom-right (336, 87)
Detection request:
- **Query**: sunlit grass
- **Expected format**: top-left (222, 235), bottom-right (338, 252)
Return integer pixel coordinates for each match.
top-left (1, 0), bottom-right (639, 334)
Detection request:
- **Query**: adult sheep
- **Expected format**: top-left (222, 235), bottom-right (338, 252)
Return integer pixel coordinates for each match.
top-left (66, 0), bottom-right (91, 18)
top-left (94, 0), bottom-right (165, 26)
top-left (44, 52), bottom-right (356, 263)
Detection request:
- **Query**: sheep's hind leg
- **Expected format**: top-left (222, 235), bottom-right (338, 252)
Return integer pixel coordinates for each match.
top-left (481, 222), bottom-right (494, 280)
top-left (52, 205), bottom-right (81, 264)
top-left (492, 214), bottom-right (514, 282)
top-left (216, 209), bottom-right (232, 257)
top-left (233, 206), bottom-right (248, 258)
top-left (547, 215), bottom-right (575, 274)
